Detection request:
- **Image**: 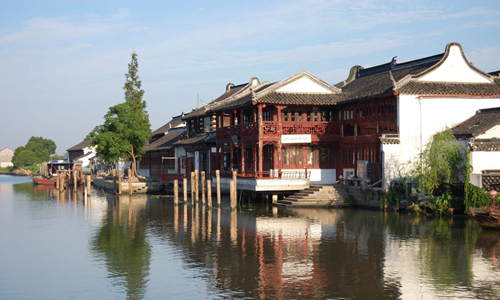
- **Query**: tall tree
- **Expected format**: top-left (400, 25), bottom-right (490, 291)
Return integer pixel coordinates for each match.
top-left (87, 52), bottom-right (151, 178)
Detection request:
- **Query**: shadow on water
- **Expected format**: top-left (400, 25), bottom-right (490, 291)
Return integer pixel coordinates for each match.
top-left (89, 194), bottom-right (151, 300)
top-left (6, 173), bottom-right (499, 300)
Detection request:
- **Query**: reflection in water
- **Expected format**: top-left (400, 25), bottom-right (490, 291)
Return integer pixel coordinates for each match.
top-left (4, 175), bottom-right (500, 299)
top-left (90, 194), bottom-right (151, 300)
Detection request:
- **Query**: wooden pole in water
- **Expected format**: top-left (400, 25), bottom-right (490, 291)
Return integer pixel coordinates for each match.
top-left (73, 169), bottom-right (77, 187)
top-left (174, 179), bottom-right (179, 205)
top-left (207, 179), bottom-right (212, 207)
top-left (118, 170), bottom-right (122, 195)
top-left (216, 170), bottom-right (221, 207)
top-left (56, 171), bottom-right (60, 190)
top-left (112, 168), bottom-right (116, 194)
top-left (201, 171), bottom-right (205, 205)
top-left (191, 172), bottom-right (195, 204)
top-left (183, 178), bottom-right (187, 202)
top-left (86, 175), bottom-right (91, 195)
top-left (230, 180), bottom-right (236, 209)
top-left (195, 170), bottom-right (199, 203)
top-left (232, 170), bottom-right (237, 202)
top-left (128, 168), bottom-right (132, 195)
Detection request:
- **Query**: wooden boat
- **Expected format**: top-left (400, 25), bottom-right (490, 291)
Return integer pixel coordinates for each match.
top-left (470, 206), bottom-right (500, 230)
top-left (33, 176), bottom-right (56, 186)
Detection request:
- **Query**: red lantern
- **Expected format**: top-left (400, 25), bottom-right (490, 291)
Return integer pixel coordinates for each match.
top-left (490, 190), bottom-right (498, 206)
top-left (262, 104), bottom-right (267, 108)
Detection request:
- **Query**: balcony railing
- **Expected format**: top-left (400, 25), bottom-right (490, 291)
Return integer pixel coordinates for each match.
top-left (215, 169), bottom-right (311, 180)
top-left (217, 121), bottom-right (341, 141)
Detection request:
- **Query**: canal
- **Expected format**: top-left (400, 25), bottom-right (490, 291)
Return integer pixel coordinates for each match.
top-left (1, 174), bottom-right (500, 299)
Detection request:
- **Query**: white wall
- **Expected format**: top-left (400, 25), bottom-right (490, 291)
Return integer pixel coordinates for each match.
top-left (282, 168), bottom-right (336, 184)
top-left (398, 95), bottom-right (500, 166)
top-left (276, 77), bottom-right (332, 93)
top-left (477, 126), bottom-right (500, 139)
top-left (470, 151), bottom-right (500, 174)
top-left (381, 144), bottom-right (402, 190)
top-left (418, 45), bottom-right (490, 83)
top-left (175, 146), bottom-right (187, 174)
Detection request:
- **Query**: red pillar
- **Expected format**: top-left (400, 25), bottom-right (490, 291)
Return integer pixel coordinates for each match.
top-left (258, 104), bottom-right (263, 175)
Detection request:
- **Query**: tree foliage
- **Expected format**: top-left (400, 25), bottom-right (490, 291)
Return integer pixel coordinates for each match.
top-left (12, 136), bottom-right (56, 167)
top-left (87, 52), bottom-right (151, 178)
top-left (403, 129), bottom-right (466, 196)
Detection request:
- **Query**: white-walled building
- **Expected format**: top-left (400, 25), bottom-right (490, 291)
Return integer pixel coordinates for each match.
top-left (0, 147), bottom-right (14, 168)
top-left (335, 42), bottom-right (500, 189)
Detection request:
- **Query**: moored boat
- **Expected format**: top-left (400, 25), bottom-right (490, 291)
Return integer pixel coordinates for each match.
top-left (33, 176), bottom-right (56, 186)
top-left (470, 206), bottom-right (500, 230)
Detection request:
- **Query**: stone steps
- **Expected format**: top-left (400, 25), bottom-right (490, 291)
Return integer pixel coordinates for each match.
top-left (275, 185), bottom-right (349, 208)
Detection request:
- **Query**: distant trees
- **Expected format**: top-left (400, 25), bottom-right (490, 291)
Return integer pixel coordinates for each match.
top-left (87, 52), bottom-right (151, 178)
top-left (12, 136), bottom-right (57, 167)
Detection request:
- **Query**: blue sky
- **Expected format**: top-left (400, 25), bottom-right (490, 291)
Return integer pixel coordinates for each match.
top-left (1, 0), bottom-right (500, 154)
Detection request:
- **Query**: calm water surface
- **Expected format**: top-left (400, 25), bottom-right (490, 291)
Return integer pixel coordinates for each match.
top-left (1, 174), bottom-right (500, 299)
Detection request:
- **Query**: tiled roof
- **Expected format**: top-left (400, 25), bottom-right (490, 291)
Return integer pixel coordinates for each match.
top-left (451, 107), bottom-right (500, 138)
top-left (67, 140), bottom-right (92, 151)
top-left (338, 58), bottom-right (441, 103)
top-left (470, 139), bottom-right (500, 151)
top-left (182, 106), bottom-right (208, 120)
top-left (144, 130), bottom-right (185, 151)
top-left (173, 133), bottom-right (211, 146)
top-left (398, 79), bottom-right (500, 96)
top-left (152, 118), bottom-right (185, 136)
top-left (74, 152), bottom-right (95, 161)
top-left (488, 70), bottom-right (500, 77)
top-left (256, 92), bottom-right (344, 105)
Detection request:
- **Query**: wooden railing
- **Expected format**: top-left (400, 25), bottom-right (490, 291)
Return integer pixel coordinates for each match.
top-left (215, 169), bottom-right (311, 180)
top-left (217, 121), bottom-right (341, 141)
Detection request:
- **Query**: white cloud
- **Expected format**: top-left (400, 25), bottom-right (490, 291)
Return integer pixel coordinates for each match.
top-left (466, 47), bottom-right (500, 72)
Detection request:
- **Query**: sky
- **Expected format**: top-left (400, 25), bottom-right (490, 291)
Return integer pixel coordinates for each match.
top-left (1, 0), bottom-right (500, 154)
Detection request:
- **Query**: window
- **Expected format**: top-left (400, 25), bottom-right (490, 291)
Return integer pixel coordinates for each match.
top-left (314, 111), bottom-right (319, 121)
top-left (283, 146), bottom-right (304, 168)
top-left (306, 111), bottom-right (311, 121)
top-left (297, 111), bottom-right (303, 121)
top-left (291, 111), bottom-right (295, 121)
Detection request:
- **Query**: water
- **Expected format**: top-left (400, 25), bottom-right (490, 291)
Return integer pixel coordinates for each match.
top-left (1, 174), bottom-right (500, 299)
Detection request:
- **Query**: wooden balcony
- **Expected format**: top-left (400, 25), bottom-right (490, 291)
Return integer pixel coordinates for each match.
top-left (217, 121), bottom-right (341, 141)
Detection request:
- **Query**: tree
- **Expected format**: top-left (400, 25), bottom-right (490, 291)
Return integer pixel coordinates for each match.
top-left (87, 52), bottom-right (151, 178)
top-left (12, 136), bottom-right (57, 168)
top-left (403, 129), bottom-right (466, 196)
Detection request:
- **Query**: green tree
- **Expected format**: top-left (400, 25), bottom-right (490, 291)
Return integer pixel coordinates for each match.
top-left (404, 129), bottom-right (466, 196)
top-left (12, 136), bottom-right (57, 168)
top-left (13, 150), bottom-right (39, 167)
top-left (87, 52), bottom-right (151, 178)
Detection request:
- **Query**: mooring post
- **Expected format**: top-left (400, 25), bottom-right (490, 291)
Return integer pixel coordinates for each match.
top-left (183, 178), bottom-right (188, 202)
top-left (73, 169), bottom-right (77, 187)
top-left (86, 175), bottom-right (91, 195)
top-left (118, 170), bottom-right (122, 195)
top-left (113, 168), bottom-right (116, 194)
top-left (207, 179), bottom-right (212, 207)
top-left (201, 171), bottom-right (205, 205)
top-left (216, 170), bottom-right (221, 207)
top-left (174, 179), bottom-right (179, 205)
top-left (191, 172), bottom-right (195, 204)
top-left (63, 171), bottom-right (67, 190)
top-left (56, 171), bottom-right (60, 190)
top-left (128, 168), bottom-right (132, 195)
top-left (231, 180), bottom-right (237, 209)
top-left (232, 170), bottom-right (237, 201)
top-left (195, 169), bottom-right (199, 203)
